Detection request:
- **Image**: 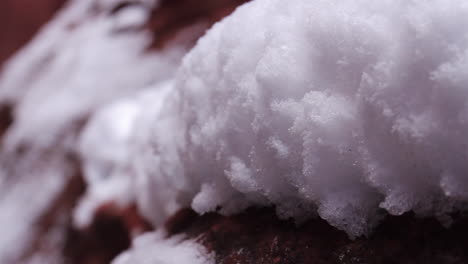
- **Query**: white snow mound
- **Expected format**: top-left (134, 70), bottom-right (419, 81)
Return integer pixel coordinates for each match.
top-left (81, 0), bottom-right (468, 238)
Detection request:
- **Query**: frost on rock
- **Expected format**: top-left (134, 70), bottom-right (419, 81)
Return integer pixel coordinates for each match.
top-left (112, 231), bottom-right (214, 264)
top-left (97, 0), bottom-right (468, 238)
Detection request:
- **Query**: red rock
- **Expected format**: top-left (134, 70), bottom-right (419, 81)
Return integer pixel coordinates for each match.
top-left (148, 0), bottom-right (251, 49)
top-left (168, 207), bottom-right (468, 264)
top-left (0, 0), bottom-right (67, 67)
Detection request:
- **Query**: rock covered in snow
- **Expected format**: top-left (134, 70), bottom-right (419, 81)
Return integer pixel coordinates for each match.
top-left (0, 0), bottom-right (184, 150)
top-left (4, 0), bottom-right (468, 261)
top-left (0, 0), bottom-right (256, 262)
top-left (0, 0), bottom-right (181, 262)
top-left (93, 0), bottom-right (468, 238)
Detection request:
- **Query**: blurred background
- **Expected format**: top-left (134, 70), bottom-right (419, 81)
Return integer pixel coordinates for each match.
top-left (0, 0), bottom-right (67, 66)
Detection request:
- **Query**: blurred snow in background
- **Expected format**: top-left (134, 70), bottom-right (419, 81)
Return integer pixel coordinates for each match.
top-left (0, 0), bottom-right (189, 262)
top-left (113, 231), bottom-right (214, 264)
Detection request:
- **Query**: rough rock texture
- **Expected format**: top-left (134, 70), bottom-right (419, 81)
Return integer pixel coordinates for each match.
top-left (167, 207), bottom-right (468, 264)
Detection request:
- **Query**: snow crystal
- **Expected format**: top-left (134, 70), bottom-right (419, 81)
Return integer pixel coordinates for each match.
top-left (112, 231), bottom-right (214, 264)
top-left (111, 0), bottom-right (468, 237)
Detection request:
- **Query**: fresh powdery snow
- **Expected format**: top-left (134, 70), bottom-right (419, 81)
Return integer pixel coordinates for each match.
top-left (79, 0), bottom-right (468, 240)
top-left (3, 0), bottom-right (468, 262)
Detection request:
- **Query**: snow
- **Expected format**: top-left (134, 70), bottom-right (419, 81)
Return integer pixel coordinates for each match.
top-left (2, 0), bottom-right (468, 261)
top-left (0, 157), bottom-right (70, 263)
top-left (74, 83), bottom-right (173, 228)
top-left (111, 4), bottom-right (151, 31)
top-left (0, 1), bottom-right (182, 150)
top-left (0, 0), bottom-right (186, 261)
top-left (112, 231), bottom-right (214, 264)
top-left (105, 0), bottom-right (468, 238)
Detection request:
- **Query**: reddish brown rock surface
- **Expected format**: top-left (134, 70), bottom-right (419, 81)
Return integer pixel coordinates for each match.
top-left (148, 0), bottom-right (251, 49)
top-left (0, 0), bottom-right (67, 67)
top-left (168, 207), bottom-right (468, 264)
top-left (64, 203), bottom-right (151, 264)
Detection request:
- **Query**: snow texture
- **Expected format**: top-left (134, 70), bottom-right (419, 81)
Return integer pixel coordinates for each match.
top-left (80, 0), bottom-right (468, 238)
top-left (2, 2), bottom-right (468, 263)
top-left (112, 231), bottom-right (214, 264)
